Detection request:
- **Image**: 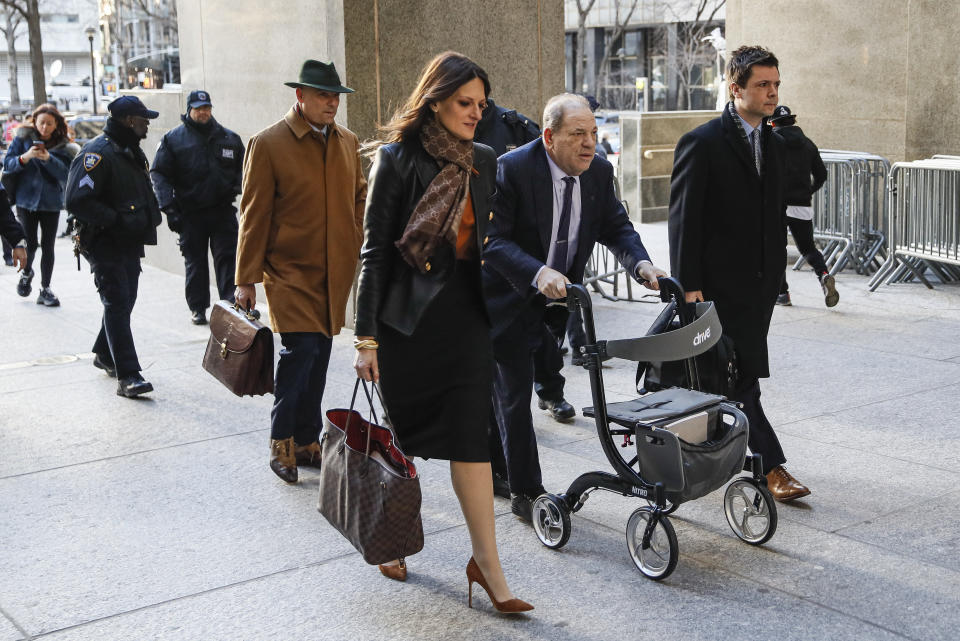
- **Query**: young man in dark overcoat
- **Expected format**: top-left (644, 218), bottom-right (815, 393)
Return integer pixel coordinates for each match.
top-left (668, 45), bottom-right (810, 501)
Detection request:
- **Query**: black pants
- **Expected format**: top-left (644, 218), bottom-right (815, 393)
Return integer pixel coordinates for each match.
top-left (271, 332), bottom-right (333, 444)
top-left (532, 305), bottom-right (587, 401)
top-left (729, 377), bottom-right (786, 474)
top-left (1, 236), bottom-right (12, 261)
top-left (492, 312), bottom-right (547, 495)
top-left (179, 210), bottom-right (238, 312)
top-left (17, 208), bottom-right (59, 287)
top-left (782, 217), bottom-right (829, 294)
top-left (88, 249), bottom-right (142, 379)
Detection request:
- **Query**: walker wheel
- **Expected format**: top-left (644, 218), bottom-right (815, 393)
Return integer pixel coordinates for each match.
top-left (724, 477), bottom-right (778, 545)
top-left (532, 494), bottom-right (571, 550)
top-left (625, 507), bottom-right (678, 580)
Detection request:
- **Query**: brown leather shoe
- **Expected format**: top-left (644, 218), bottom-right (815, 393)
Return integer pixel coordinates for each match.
top-left (269, 437), bottom-right (298, 483)
top-left (294, 441), bottom-right (323, 468)
top-left (766, 465), bottom-right (810, 502)
top-left (378, 558), bottom-right (407, 582)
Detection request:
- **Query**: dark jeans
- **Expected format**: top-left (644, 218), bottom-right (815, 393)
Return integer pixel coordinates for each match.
top-left (1, 236), bottom-right (12, 261)
top-left (782, 217), bottom-right (829, 294)
top-left (271, 332), bottom-right (333, 444)
top-left (88, 250), bottom-right (142, 379)
top-left (17, 208), bottom-right (59, 287)
top-left (179, 210), bottom-right (238, 312)
top-left (729, 377), bottom-right (786, 474)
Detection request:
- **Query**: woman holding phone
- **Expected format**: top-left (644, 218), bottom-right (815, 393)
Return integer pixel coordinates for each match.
top-left (353, 52), bottom-right (532, 613)
top-left (3, 104), bottom-right (78, 305)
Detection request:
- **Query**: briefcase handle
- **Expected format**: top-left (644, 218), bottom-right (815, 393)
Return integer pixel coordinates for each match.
top-left (233, 301), bottom-right (261, 322)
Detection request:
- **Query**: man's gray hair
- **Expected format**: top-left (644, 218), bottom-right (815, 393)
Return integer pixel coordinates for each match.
top-left (542, 93), bottom-right (590, 133)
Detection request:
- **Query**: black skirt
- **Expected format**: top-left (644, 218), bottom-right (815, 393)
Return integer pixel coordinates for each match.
top-left (377, 260), bottom-right (492, 462)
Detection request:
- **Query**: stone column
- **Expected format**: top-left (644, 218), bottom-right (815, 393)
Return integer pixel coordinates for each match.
top-left (343, 0), bottom-right (564, 144)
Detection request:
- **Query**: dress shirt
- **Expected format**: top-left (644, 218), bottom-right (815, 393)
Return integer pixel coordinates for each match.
top-left (532, 149), bottom-right (581, 286)
top-left (734, 110), bottom-right (763, 169)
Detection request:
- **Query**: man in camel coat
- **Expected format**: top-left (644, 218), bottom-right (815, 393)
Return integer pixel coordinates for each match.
top-left (235, 59), bottom-right (366, 484)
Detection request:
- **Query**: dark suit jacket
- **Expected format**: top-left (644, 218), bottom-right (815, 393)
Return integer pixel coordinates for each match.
top-left (483, 138), bottom-right (650, 339)
top-left (667, 105), bottom-right (787, 378)
top-left (355, 137), bottom-right (496, 337)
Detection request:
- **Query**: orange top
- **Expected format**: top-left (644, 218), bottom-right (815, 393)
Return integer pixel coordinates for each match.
top-left (456, 193), bottom-right (477, 260)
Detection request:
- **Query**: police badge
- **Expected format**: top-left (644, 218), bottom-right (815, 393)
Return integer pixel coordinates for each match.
top-left (83, 153), bottom-right (102, 171)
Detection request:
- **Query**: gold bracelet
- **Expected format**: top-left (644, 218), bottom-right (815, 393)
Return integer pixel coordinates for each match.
top-left (353, 338), bottom-right (379, 350)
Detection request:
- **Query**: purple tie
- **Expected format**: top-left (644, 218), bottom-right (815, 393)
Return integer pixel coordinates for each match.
top-left (551, 177), bottom-right (575, 273)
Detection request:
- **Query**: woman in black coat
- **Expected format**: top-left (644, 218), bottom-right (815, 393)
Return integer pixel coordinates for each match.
top-left (353, 52), bottom-right (531, 613)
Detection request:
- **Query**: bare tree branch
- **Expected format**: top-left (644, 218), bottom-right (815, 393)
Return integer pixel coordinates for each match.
top-left (2, 5), bottom-right (24, 107)
top-left (0, 0), bottom-right (28, 20)
top-left (128, 0), bottom-right (176, 28)
top-left (574, 0), bottom-right (597, 93)
top-left (673, 0), bottom-right (725, 109)
top-left (596, 0), bottom-right (640, 104)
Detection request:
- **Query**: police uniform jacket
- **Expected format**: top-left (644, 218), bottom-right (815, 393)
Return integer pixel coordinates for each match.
top-left (474, 99), bottom-right (540, 157)
top-left (65, 118), bottom-right (162, 254)
top-left (667, 105), bottom-right (787, 379)
top-left (235, 106), bottom-right (367, 336)
top-left (150, 115), bottom-right (244, 214)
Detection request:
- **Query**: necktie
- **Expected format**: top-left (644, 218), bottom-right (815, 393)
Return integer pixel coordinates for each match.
top-left (751, 129), bottom-right (762, 176)
top-left (552, 177), bottom-right (575, 273)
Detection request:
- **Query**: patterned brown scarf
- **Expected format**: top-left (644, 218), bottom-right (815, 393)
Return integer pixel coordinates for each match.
top-left (395, 119), bottom-right (473, 273)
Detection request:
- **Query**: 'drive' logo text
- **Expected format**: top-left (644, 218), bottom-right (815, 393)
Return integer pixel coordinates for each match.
top-left (693, 327), bottom-right (711, 346)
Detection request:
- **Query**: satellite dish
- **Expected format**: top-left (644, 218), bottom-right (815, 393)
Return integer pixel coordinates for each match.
top-left (49, 59), bottom-right (62, 79)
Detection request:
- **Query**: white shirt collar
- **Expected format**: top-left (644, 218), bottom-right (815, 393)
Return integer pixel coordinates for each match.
top-left (544, 147), bottom-right (578, 184)
top-left (734, 109), bottom-right (758, 138)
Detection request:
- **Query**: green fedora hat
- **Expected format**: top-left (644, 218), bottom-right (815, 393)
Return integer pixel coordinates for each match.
top-left (284, 59), bottom-right (354, 93)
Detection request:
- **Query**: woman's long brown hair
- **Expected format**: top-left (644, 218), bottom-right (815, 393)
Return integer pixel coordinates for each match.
top-left (30, 104), bottom-right (68, 148)
top-left (367, 51), bottom-right (490, 154)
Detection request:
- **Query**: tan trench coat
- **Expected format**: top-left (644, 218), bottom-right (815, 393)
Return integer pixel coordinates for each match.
top-left (236, 106), bottom-right (367, 335)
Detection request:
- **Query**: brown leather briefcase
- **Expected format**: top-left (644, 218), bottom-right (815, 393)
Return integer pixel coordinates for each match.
top-left (202, 300), bottom-right (274, 397)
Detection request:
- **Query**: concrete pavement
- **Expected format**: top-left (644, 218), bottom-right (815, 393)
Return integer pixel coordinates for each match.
top-left (1, 224), bottom-right (959, 641)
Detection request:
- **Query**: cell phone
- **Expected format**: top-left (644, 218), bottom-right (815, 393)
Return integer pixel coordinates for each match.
top-left (32, 140), bottom-right (45, 148)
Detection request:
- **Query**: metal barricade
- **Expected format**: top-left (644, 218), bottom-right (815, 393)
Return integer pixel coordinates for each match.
top-left (868, 159), bottom-right (960, 291)
top-left (801, 150), bottom-right (890, 276)
top-left (807, 156), bottom-right (855, 276)
top-left (581, 176), bottom-right (658, 303)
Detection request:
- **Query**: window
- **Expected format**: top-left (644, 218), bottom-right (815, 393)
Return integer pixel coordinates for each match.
top-left (41, 14), bottom-right (80, 23)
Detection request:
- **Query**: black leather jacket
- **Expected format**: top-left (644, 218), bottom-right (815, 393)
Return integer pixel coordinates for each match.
top-left (355, 138), bottom-right (496, 337)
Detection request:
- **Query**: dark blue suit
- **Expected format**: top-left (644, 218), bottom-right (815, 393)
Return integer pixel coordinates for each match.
top-left (483, 138), bottom-right (651, 494)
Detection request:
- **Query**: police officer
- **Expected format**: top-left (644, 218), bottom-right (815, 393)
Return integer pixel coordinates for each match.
top-left (475, 97), bottom-right (540, 156)
top-left (65, 96), bottom-right (162, 398)
top-left (150, 90), bottom-right (243, 325)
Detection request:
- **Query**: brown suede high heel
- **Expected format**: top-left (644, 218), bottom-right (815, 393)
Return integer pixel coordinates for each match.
top-left (466, 557), bottom-right (533, 613)
top-left (378, 558), bottom-right (407, 582)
